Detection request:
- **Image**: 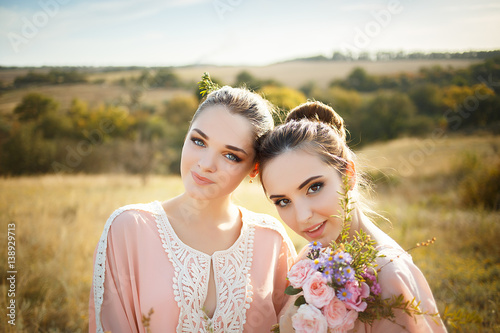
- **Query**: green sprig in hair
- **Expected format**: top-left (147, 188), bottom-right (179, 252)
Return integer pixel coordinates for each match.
top-left (198, 72), bottom-right (221, 97)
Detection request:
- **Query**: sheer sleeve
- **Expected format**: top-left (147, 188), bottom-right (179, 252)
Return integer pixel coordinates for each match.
top-left (274, 235), bottom-right (297, 318)
top-left (89, 210), bottom-right (156, 333)
top-left (367, 250), bottom-right (447, 332)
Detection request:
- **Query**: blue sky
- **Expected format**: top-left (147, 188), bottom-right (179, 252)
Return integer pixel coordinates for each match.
top-left (1, 0), bottom-right (499, 66)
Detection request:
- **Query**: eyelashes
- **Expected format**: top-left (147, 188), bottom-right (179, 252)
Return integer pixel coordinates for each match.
top-left (191, 137), bottom-right (205, 147)
top-left (272, 181), bottom-right (325, 208)
top-left (190, 136), bottom-right (243, 163)
top-left (225, 153), bottom-right (242, 162)
top-left (273, 198), bottom-right (290, 207)
top-left (307, 182), bottom-right (324, 194)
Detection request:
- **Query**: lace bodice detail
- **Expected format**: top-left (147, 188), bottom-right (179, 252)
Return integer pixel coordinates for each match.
top-left (156, 201), bottom-right (255, 332)
top-left (92, 201), bottom-right (293, 333)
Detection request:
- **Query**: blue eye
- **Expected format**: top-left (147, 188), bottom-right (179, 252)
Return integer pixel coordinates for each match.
top-left (191, 137), bottom-right (205, 147)
top-left (274, 198), bottom-right (290, 208)
top-left (307, 182), bottom-right (323, 194)
top-left (225, 153), bottom-right (242, 162)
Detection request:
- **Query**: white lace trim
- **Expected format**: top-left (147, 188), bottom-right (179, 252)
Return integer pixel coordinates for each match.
top-left (156, 201), bottom-right (257, 333)
top-left (92, 202), bottom-right (159, 333)
top-left (241, 207), bottom-right (296, 259)
top-left (92, 202), bottom-right (295, 333)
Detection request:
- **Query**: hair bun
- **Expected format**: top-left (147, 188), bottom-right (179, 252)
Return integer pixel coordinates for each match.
top-left (285, 101), bottom-right (346, 141)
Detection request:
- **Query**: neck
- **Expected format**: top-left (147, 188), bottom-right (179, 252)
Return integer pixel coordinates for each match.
top-left (174, 192), bottom-right (238, 227)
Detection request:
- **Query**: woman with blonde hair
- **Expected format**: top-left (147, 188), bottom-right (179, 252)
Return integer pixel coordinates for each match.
top-left (89, 86), bottom-right (296, 332)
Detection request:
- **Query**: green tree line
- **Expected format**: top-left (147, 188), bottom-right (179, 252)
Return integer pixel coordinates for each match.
top-left (0, 57), bottom-right (498, 176)
top-left (303, 56), bottom-right (500, 144)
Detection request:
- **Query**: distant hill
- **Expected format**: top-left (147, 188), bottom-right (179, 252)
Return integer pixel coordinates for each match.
top-left (1, 59), bottom-right (482, 89)
top-left (171, 59), bottom-right (481, 89)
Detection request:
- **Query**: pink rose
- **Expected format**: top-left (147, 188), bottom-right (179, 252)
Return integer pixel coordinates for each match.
top-left (287, 259), bottom-right (315, 288)
top-left (329, 310), bottom-right (358, 333)
top-left (303, 272), bottom-right (335, 308)
top-left (344, 281), bottom-right (370, 312)
top-left (322, 297), bottom-right (347, 329)
top-left (292, 304), bottom-right (328, 333)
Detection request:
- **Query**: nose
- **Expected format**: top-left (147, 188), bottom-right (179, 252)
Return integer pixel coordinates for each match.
top-left (294, 200), bottom-right (313, 225)
top-left (198, 150), bottom-right (217, 173)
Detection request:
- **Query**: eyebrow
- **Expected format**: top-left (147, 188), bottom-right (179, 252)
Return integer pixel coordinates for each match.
top-left (269, 175), bottom-right (323, 200)
top-left (192, 128), bottom-right (208, 139)
top-left (298, 176), bottom-right (322, 190)
top-left (225, 145), bottom-right (248, 156)
top-left (192, 128), bottom-right (248, 156)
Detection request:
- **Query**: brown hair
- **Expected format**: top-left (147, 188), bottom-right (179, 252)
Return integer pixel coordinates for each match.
top-left (191, 86), bottom-right (274, 154)
top-left (258, 101), bottom-right (353, 180)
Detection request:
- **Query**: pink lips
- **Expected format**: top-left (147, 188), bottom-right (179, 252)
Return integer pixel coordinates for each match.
top-left (303, 221), bottom-right (326, 239)
top-left (191, 171), bottom-right (215, 185)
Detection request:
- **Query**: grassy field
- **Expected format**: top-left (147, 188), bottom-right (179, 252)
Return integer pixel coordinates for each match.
top-left (0, 134), bottom-right (499, 332)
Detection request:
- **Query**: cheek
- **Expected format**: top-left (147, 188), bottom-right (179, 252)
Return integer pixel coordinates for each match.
top-left (224, 162), bottom-right (244, 176)
top-left (180, 143), bottom-right (195, 165)
top-left (223, 159), bottom-right (253, 180)
top-left (212, 162), bottom-right (250, 190)
top-left (320, 188), bottom-right (341, 215)
top-left (278, 209), bottom-right (299, 232)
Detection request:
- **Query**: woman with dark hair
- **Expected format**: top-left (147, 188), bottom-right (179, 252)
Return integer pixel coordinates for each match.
top-left (258, 101), bottom-right (447, 332)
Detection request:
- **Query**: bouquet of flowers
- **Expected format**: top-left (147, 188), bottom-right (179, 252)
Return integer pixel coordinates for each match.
top-left (272, 177), bottom-right (432, 333)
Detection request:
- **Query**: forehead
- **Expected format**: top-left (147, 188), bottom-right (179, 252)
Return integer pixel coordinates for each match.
top-left (262, 149), bottom-right (336, 193)
top-left (190, 106), bottom-right (255, 150)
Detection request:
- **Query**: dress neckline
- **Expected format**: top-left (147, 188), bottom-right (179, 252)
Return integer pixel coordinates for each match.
top-left (153, 200), bottom-right (249, 258)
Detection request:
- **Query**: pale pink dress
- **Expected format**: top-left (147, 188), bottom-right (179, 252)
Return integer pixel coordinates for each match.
top-left (279, 218), bottom-right (447, 332)
top-left (349, 219), bottom-right (448, 332)
top-left (89, 201), bottom-right (296, 333)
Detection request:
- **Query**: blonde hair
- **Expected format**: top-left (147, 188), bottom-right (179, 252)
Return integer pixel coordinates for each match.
top-left (191, 86), bottom-right (274, 154)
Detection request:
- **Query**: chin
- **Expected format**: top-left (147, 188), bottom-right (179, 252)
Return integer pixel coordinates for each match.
top-left (186, 183), bottom-right (234, 201)
top-left (302, 230), bottom-right (341, 248)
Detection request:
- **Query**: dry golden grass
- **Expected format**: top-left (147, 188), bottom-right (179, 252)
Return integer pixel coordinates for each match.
top-left (0, 84), bottom-right (192, 115)
top-left (357, 134), bottom-right (500, 177)
top-left (171, 59), bottom-right (479, 89)
top-left (0, 134), bottom-right (498, 332)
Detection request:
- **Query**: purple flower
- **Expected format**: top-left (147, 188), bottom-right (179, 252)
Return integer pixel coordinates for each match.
top-left (322, 267), bottom-right (334, 281)
top-left (325, 253), bottom-right (335, 268)
top-left (337, 288), bottom-right (352, 301)
top-left (361, 270), bottom-right (377, 282)
top-left (334, 251), bottom-right (352, 264)
top-left (311, 257), bottom-right (323, 270)
top-left (343, 265), bottom-right (355, 281)
top-left (334, 272), bottom-right (346, 285)
top-left (371, 281), bottom-right (382, 296)
top-left (309, 241), bottom-right (322, 250)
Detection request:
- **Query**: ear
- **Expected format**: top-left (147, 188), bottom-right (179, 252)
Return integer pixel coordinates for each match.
top-left (249, 162), bottom-right (259, 178)
top-left (346, 161), bottom-right (356, 189)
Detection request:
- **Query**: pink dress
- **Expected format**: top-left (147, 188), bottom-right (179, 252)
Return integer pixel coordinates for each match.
top-left (279, 219), bottom-right (447, 333)
top-left (349, 245), bottom-right (448, 332)
top-left (349, 219), bottom-right (448, 332)
top-left (89, 201), bottom-right (296, 333)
